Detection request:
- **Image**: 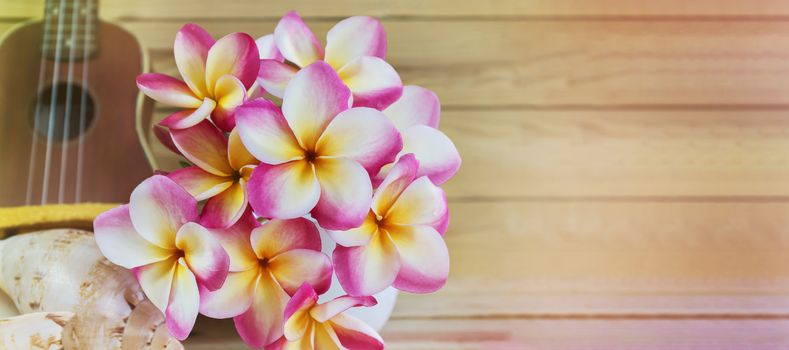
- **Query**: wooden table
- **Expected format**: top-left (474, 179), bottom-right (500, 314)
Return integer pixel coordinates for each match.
top-left (6, 0), bottom-right (789, 348)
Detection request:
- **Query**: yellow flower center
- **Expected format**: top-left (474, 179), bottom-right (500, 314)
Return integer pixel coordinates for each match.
top-left (258, 257), bottom-right (270, 269)
top-left (303, 149), bottom-right (319, 163)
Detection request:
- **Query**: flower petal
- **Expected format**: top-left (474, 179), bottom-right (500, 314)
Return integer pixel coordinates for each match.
top-left (329, 313), bottom-right (385, 350)
top-left (337, 56), bottom-right (402, 110)
top-left (235, 99), bottom-right (304, 165)
top-left (174, 23), bottom-right (214, 97)
top-left (170, 120), bottom-right (234, 177)
top-left (313, 323), bottom-right (343, 350)
top-left (383, 85), bottom-right (440, 129)
top-left (268, 334), bottom-right (313, 350)
top-left (401, 125), bottom-right (461, 185)
top-left (386, 176), bottom-right (448, 232)
top-left (251, 218), bottom-right (321, 259)
top-left (316, 107), bottom-right (402, 175)
top-left (167, 166), bottom-right (233, 201)
top-left (247, 161), bottom-right (320, 220)
top-left (268, 249), bottom-right (333, 295)
top-left (256, 34), bottom-right (284, 61)
top-left (129, 175), bottom-right (198, 249)
top-left (333, 230), bottom-right (400, 296)
top-left (158, 98), bottom-right (216, 130)
top-left (175, 222), bottom-right (230, 291)
top-left (388, 225), bottom-right (449, 293)
top-left (274, 11), bottom-right (324, 68)
top-left (137, 73), bottom-right (202, 108)
top-left (134, 257), bottom-right (177, 313)
top-left (94, 205), bottom-right (173, 269)
top-left (310, 295), bottom-right (376, 323)
top-left (200, 181), bottom-right (247, 229)
top-left (234, 271), bottom-right (290, 348)
top-left (325, 16), bottom-right (387, 70)
top-left (211, 74), bottom-right (247, 132)
top-left (257, 59), bottom-right (298, 98)
top-left (326, 211), bottom-right (377, 247)
top-left (153, 124), bottom-right (183, 156)
top-left (165, 259), bottom-right (200, 340)
top-left (205, 32), bottom-right (260, 91)
top-left (207, 208), bottom-right (260, 271)
top-left (312, 158), bottom-right (372, 231)
top-left (228, 128), bottom-right (258, 171)
top-left (283, 284), bottom-right (318, 340)
top-left (372, 154), bottom-right (418, 218)
top-left (282, 61), bottom-right (351, 149)
top-left (199, 267), bottom-right (258, 319)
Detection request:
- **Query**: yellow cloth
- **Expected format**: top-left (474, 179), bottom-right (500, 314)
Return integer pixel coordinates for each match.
top-left (0, 203), bottom-right (118, 238)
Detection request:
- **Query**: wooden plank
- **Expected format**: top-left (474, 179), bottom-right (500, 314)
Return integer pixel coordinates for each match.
top-left (150, 110), bottom-right (789, 198)
top-left (392, 200), bottom-right (789, 318)
top-left (125, 20), bottom-right (789, 107)
top-left (184, 317), bottom-right (789, 349)
top-left (10, 0), bottom-right (789, 19)
top-left (9, 19), bottom-right (789, 107)
top-left (83, 198), bottom-right (789, 320)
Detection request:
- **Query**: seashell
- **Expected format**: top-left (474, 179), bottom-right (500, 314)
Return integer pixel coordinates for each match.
top-left (0, 229), bottom-right (182, 350)
top-left (0, 311), bottom-right (73, 349)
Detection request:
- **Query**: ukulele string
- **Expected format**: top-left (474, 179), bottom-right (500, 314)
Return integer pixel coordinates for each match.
top-left (57, 0), bottom-right (82, 203)
top-left (25, 0), bottom-right (57, 205)
top-left (40, 0), bottom-right (69, 204)
top-left (74, 0), bottom-right (93, 203)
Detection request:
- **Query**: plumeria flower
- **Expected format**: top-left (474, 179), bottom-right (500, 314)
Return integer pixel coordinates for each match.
top-left (93, 175), bottom-right (230, 340)
top-left (256, 34), bottom-right (284, 62)
top-left (199, 212), bottom-right (333, 348)
top-left (269, 284), bottom-right (384, 350)
top-left (244, 34), bottom-right (285, 99)
top-left (236, 61), bottom-right (402, 230)
top-left (258, 11), bottom-right (403, 110)
top-left (166, 120), bottom-right (258, 228)
top-left (152, 123), bottom-right (183, 157)
top-left (137, 23), bottom-right (259, 131)
top-left (331, 154), bottom-right (450, 296)
top-left (376, 85), bottom-right (461, 186)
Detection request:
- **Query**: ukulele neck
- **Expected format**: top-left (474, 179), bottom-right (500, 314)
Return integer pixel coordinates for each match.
top-left (42, 0), bottom-right (99, 60)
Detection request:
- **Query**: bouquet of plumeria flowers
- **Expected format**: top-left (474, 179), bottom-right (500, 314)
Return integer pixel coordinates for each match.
top-left (93, 11), bottom-right (460, 349)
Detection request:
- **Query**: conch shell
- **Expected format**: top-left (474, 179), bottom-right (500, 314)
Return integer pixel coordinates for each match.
top-left (0, 229), bottom-right (182, 349)
top-left (0, 312), bottom-right (73, 349)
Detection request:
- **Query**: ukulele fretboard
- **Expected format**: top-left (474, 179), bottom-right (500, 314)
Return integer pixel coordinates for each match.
top-left (42, 0), bottom-right (99, 60)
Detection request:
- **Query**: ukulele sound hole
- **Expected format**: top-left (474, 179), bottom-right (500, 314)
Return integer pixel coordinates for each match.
top-left (30, 83), bottom-right (95, 141)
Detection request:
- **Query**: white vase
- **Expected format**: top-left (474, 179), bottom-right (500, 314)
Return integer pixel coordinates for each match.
top-left (317, 227), bottom-right (397, 331)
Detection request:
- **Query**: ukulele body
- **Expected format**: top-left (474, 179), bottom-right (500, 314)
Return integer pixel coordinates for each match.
top-left (0, 20), bottom-right (152, 206)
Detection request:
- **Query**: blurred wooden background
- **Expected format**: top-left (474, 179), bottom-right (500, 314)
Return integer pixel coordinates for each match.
top-left (6, 0), bottom-right (789, 348)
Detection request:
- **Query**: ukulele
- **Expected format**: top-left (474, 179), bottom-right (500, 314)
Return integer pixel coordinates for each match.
top-left (0, 0), bottom-right (153, 208)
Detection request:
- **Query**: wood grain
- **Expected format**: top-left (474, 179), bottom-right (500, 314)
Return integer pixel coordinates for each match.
top-left (9, 0), bottom-right (789, 19)
top-left (184, 317), bottom-right (789, 349)
top-left (127, 20), bottom-right (789, 107)
top-left (7, 20), bottom-right (789, 107)
top-left (151, 109), bottom-right (789, 198)
top-left (4, 1), bottom-right (789, 348)
top-left (391, 200), bottom-right (789, 318)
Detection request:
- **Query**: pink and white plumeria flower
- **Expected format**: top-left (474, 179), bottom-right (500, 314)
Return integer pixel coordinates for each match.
top-left (137, 23), bottom-right (259, 131)
top-left (93, 175), bottom-right (230, 340)
top-left (236, 61), bottom-right (402, 230)
top-left (331, 154), bottom-right (450, 296)
top-left (167, 121), bottom-right (258, 228)
top-left (200, 212), bottom-right (333, 348)
top-left (377, 85), bottom-right (461, 186)
top-left (269, 284), bottom-right (384, 350)
top-left (255, 33), bottom-right (283, 62)
top-left (257, 11), bottom-right (403, 110)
